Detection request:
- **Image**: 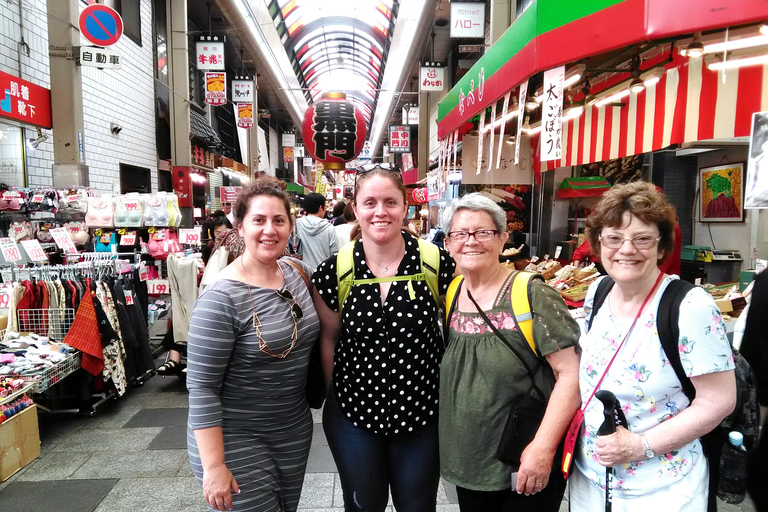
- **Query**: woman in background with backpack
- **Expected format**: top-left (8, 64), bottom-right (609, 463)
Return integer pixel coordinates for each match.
top-left (439, 193), bottom-right (581, 512)
top-left (312, 164), bottom-right (455, 512)
top-left (571, 181), bottom-right (736, 511)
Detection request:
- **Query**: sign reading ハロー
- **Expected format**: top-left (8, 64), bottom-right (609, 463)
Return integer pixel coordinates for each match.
top-left (0, 71), bottom-right (52, 128)
top-left (450, 2), bottom-right (485, 38)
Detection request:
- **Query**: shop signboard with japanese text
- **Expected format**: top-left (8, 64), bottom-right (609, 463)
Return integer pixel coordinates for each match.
top-left (450, 2), bottom-right (485, 38)
top-left (78, 47), bottom-right (122, 69)
top-left (420, 65), bottom-right (445, 92)
top-left (204, 72), bottom-right (226, 106)
top-left (237, 103), bottom-right (253, 129)
top-left (282, 133), bottom-right (296, 147)
top-left (541, 66), bottom-right (564, 162)
top-left (0, 71), bottom-right (52, 128)
top-left (231, 79), bottom-right (254, 103)
top-left (196, 40), bottom-right (225, 70)
top-left (389, 125), bottom-right (411, 154)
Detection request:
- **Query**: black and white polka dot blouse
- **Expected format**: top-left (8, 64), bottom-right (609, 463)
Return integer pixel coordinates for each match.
top-left (313, 232), bottom-right (455, 435)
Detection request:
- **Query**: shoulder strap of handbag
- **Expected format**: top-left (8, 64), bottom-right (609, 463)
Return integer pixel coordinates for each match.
top-left (465, 285), bottom-right (548, 401)
top-left (337, 237), bottom-right (440, 314)
top-left (284, 259), bottom-right (310, 291)
top-left (446, 271), bottom-right (540, 355)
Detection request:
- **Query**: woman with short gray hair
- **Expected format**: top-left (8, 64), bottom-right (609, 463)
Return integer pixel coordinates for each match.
top-left (439, 192), bottom-right (581, 512)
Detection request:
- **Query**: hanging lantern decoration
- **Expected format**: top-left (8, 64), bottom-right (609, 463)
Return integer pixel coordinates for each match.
top-left (412, 187), bottom-right (428, 204)
top-left (302, 92), bottom-right (367, 170)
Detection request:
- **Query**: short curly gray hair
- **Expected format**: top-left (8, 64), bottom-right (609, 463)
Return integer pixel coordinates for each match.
top-left (443, 193), bottom-right (507, 234)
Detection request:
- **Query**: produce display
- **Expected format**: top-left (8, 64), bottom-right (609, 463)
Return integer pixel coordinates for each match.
top-left (501, 260), bottom-right (601, 303)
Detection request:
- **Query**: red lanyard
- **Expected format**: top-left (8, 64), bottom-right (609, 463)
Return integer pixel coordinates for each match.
top-left (582, 272), bottom-right (665, 411)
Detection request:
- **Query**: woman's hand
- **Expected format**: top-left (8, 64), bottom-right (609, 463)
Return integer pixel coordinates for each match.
top-left (594, 426), bottom-right (642, 467)
top-left (515, 440), bottom-right (554, 495)
top-left (203, 464), bottom-right (240, 511)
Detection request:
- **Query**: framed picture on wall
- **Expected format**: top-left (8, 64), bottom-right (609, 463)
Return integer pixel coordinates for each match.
top-left (699, 162), bottom-right (745, 222)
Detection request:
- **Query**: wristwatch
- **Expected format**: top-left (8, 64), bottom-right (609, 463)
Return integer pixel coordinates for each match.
top-left (640, 434), bottom-right (655, 459)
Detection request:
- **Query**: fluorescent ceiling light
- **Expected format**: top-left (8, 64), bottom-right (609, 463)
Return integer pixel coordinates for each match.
top-left (596, 88), bottom-right (630, 107)
top-left (708, 53), bottom-right (768, 70)
top-left (369, 0), bottom-right (428, 153)
top-left (704, 35), bottom-right (768, 54)
top-left (483, 110), bottom-right (520, 132)
top-left (563, 105), bottom-right (584, 120)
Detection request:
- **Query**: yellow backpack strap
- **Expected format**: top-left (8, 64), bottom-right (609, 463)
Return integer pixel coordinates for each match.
top-left (336, 241), bottom-right (356, 314)
top-left (445, 275), bottom-right (464, 323)
top-left (417, 238), bottom-right (441, 304)
top-left (510, 271), bottom-right (537, 355)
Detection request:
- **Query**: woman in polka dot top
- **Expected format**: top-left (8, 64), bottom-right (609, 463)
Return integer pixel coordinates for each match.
top-left (439, 193), bottom-right (581, 512)
top-left (312, 166), bottom-right (456, 512)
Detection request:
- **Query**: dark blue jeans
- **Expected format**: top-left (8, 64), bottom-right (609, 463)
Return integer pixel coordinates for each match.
top-left (323, 388), bottom-right (440, 512)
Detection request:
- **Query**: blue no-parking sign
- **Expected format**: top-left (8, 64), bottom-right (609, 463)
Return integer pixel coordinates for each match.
top-left (79, 4), bottom-right (123, 47)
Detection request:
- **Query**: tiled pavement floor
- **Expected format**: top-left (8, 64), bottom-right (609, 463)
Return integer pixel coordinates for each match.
top-left (0, 371), bottom-right (758, 512)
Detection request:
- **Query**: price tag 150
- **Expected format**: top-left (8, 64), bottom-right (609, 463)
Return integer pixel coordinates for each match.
top-left (147, 279), bottom-right (170, 295)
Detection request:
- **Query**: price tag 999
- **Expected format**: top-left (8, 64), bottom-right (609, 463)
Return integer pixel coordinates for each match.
top-left (120, 231), bottom-right (137, 246)
top-left (147, 279), bottom-right (170, 296)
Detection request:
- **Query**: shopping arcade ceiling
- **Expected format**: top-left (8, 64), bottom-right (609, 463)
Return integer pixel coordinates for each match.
top-left (212, 0), bottom-right (442, 154)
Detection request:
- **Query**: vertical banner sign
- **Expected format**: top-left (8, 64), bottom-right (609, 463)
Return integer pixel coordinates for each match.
top-left (204, 72), bottom-right (226, 105)
top-left (542, 66), bottom-right (565, 162)
top-left (427, 171), bottom-right (439, 201)
top-left (284, 147), bottom-right (294, 163)
top-left (237, 103), bottom-right (253, 128)
top-left (497, 91), bottom-right (511, 168)
top-left (452, 130), bottom-right (458, 174)
top-left (196, 39), bottom-right (225, 70)
top-left (476, 110), bottom-right (485, 175)
top-left (487, 102), bottom-right (497, 174)
top-left (515, 81), bottom-right (528, 166)
top-left (231, 79), bottom-right (254, 102)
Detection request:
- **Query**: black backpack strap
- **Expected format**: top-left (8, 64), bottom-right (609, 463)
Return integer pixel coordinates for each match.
top-left (657, 279), bottom-right (696, 401)
top-left (656, 278), bottom-right (718, 512)
top-left (586, 276), bottom-right (614, 332)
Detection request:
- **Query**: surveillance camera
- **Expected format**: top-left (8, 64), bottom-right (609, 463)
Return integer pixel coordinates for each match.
top-left (110, 123), bottom-right (123, 135)
top-left (26, 129), bottom-right (48, 150)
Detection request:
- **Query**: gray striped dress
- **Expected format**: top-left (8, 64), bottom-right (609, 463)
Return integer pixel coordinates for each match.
top-left (187, 259), bottom-right (319, 512)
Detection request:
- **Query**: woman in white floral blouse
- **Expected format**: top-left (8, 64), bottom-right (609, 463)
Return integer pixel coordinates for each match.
top-left (571, 181), bottom-right (736, 511)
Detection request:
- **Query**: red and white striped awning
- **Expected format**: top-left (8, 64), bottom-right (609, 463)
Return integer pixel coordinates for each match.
top-left (533, 52), bottom-right (768, 174)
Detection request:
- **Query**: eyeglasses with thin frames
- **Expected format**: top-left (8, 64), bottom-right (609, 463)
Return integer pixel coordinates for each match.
top-left (250, 288), bottom-right (304, 359)
top-left (446, 229), bottom-right (499, 243)
top-left (599, 234), bottom-right (661, 250)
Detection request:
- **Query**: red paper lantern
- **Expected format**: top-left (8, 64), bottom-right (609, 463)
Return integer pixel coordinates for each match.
top-left (302, 92), bottom-right (367, 170)
top-left (412, 187), bottom-right (428, 204)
